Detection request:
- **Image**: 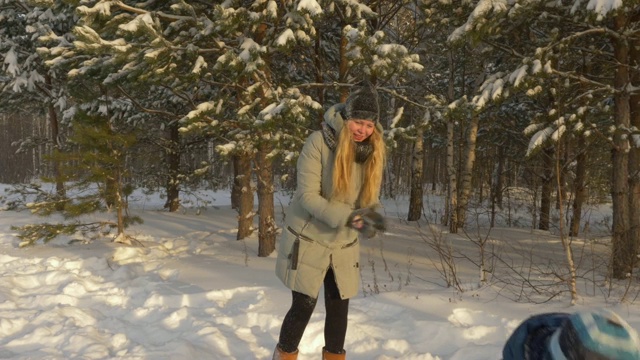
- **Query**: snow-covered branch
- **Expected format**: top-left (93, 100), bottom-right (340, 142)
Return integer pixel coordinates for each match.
top-left (116, 85), bottom-right (179, 118)
top-left (113, 1), bottom-right (192, 22)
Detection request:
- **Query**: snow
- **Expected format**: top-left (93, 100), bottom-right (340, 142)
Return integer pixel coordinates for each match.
top-left (119, 14), bottom-right (152, 33)
top-left (587, 0), bottom-right (623, 19)
top-left (239, 38), bottom-right (261, 62)
top-left (192, 56), bottom-right (207, 74)
top-left (508, 65), bottom-right (528, 88)
top-left (390, 107), bottom-right (405, 128)
top-left (297, 0), bottom-right (323, 16)
top-left (215, 143), bottom-right (236, 155)
top-left (449, 0), bottom-right (508, 42)
top-left (3, 47), bottom-right (19, 76)
top-left (77, 3), bottom-right (113, 17)
top-left (266, 1), bottom-right (278, 18)
top-left (526, 126), bottom-right (554, 156)
top-left (0, 184), bottom-right (637, 359)
top-left (179, 101), bottom-right (217, 122)
top-left (276, 29), bottom-right (295, 46)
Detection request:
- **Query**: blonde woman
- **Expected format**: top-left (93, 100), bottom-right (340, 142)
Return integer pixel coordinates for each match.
top-left (273, 86), bottom-right (387, 360)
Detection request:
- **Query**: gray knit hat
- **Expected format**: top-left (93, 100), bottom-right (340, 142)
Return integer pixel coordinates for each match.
top-left (342, 85), bottom-right (380, 123)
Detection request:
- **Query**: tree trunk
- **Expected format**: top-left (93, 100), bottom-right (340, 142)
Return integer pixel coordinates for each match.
top-left (256, 144), bottom-right (276, 256)
top-left (430, 144), bottom-right (438, 192)
top-left (234, 152), bottom-right (254, 240)
top-left (115, 167), bottom-right (125, 236)
top-left (408, 126), bottom-right (424, 221)
top-left (457, 113), bottom-right (479, 227)
top-left (555, 142), bottom-right (578, 304)
top-left (446, 116), bottom-right (458, 233)
top-left (611, 13), bottom-right (634, 279)
top-left (538, 147), bottom-right (554, 231)
top-left (339, 28), bottom-right (349, 101)
top-left (164, 123), bottom-right (181, 212)
top-left (46, 74), bottom-right (65, 210)
top-left (555, 138), bottom-right (568, 210)
top-left (628, 30), bottom-right (640, 263)
top-left (314, 30), bottom-right (325, 124)
top-left (445, 49), bottom-right (457, 232)
top-left (105, 176), bottom-right (117, 208)
top-left (570, 144), bottom-right (587, 237)
top-left (496, 152), bottom-right (505, 208)
top-left (490, 147), bottom-right (505, 227)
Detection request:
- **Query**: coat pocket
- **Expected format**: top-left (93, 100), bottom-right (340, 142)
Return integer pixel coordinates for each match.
top-left (290, 238), bottom-right (300, 270)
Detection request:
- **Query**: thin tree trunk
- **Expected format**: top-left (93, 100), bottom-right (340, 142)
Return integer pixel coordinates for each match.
top-left (235, 152), bottom-right (254, 240)
top-left (314, 30), bottom-right (325, 124)
top-left (555, 142), bottom-right (578, 304)
top-left (408, 126), bottom-right (424, 221)
top-left (628, 30), bottom-right (640, 263)
top-left (570, 143), bottom-right (587, 237)
top-left (46, 74), bottom-right (65, 210)
top-left (445, 49), bottom-right (457, 232)
top-left (105, 177), bottom-right (117, 208)
top-left (611, 13), bottom-right (633, 279)
top-left (446, 117), bottom-right (457, 233)
top-left (256, 145), bottom-right (276, 256)
top-left (496, 150), bottom-right (505, 208)
top-left (555, 138), bottom-right (568, 210)
top-left (231, 154), bottom-right (241, 210)
top-left (538, 147), bottom-right (554, 231)
top-left (164, 123), bottom-right (180, 212)
top-left (430, 144), bottom-right (438, 192)
top-left (457, 113), bottom-right (479, 227)
top-left (339, 29), bottom-right (349, 101)
top-left (115, 167), bottom-right (125, 236)
top-left (490, 147), bottom-right (505, 227)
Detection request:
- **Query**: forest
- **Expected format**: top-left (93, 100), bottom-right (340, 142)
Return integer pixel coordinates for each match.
top-left (0, 0), bottom-right (638, 293)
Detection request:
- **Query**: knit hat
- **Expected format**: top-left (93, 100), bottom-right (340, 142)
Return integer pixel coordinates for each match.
top-left (342, 85), bottom-right (380, 123)
top-left (548, 310), bottom-right (640, 360)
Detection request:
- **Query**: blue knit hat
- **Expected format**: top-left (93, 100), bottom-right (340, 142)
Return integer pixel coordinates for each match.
top-left (548, 310), bottom-right (640, 360)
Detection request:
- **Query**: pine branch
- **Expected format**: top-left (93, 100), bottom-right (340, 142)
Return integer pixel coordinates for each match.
top-left (482, 39), bottom-right (525, 58)
top-left (549, 68), bottom-right (614, 92)
top-left (112, 1), bottom-right (224, 50)
top-left (114, 1), bottom-right (190, 21)
top-left (116, 85), bottom-right (179, 118)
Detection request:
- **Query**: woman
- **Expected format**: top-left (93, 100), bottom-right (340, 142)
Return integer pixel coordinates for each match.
top-left (273, 86), bottom-right (387, 360)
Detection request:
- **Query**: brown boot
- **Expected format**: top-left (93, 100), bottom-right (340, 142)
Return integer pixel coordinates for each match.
top-left (322, 347), bottom-right (346, 360)
top-left (272, 344), bottom-right (298, 360)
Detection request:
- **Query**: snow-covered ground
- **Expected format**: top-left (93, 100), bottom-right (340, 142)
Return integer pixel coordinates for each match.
top-left (0, 184), bottom-right (637, 359)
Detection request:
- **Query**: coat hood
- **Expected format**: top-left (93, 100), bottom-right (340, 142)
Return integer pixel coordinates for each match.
top-left (324, 104), bottom-right (347, 133)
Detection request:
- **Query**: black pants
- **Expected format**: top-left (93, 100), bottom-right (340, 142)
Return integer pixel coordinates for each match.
top-left (277, 268), bottom-right (349, 354)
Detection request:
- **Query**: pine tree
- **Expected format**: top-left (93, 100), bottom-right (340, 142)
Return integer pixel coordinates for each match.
top-left (0, 0), bottom-right (77, 204)
top-left (444, 0), bottom-right (640, 283)
top-left (12, 109), bottom-right (142, 246)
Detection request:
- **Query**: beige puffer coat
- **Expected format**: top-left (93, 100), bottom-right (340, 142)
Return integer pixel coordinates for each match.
top-left (275, 103), bottom-right (378, 299)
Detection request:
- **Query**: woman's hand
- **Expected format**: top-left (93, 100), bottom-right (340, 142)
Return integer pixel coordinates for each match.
top-left (350, 215), bottom-right (365, 229)
top-left (347, 207), bottom-right (386, 238)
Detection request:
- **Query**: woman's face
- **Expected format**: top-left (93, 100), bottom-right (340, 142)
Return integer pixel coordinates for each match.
top-left (347, 119), bottom-right (375, 142)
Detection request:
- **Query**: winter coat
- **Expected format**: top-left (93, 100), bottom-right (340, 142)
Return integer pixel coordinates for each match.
top-left (502, 313), bottom-right (568, 360)
top-left (275, 103), bottom-right (378, 299)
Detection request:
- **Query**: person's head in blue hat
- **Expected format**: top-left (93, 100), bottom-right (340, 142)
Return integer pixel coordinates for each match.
top-left (503, 309), bottom-right (640, 360)
top-left (550, 310), bottom-right (640, 360)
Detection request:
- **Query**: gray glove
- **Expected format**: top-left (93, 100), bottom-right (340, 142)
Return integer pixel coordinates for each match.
top-left (347, 207), bottom-right (386, 238)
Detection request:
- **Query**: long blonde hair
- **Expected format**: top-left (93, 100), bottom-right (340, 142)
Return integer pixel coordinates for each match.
top-left (331, 123), bottom-right (386, 207)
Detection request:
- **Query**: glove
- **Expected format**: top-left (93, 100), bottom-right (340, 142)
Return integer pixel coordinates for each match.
top-left (347, 207), bottom-right (387, 238)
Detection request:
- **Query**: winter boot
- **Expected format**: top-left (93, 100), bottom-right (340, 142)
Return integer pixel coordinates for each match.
top-left (322, 347), bottom-right (346, 360)
top-left (272, 344), bottom-right (298, 360)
